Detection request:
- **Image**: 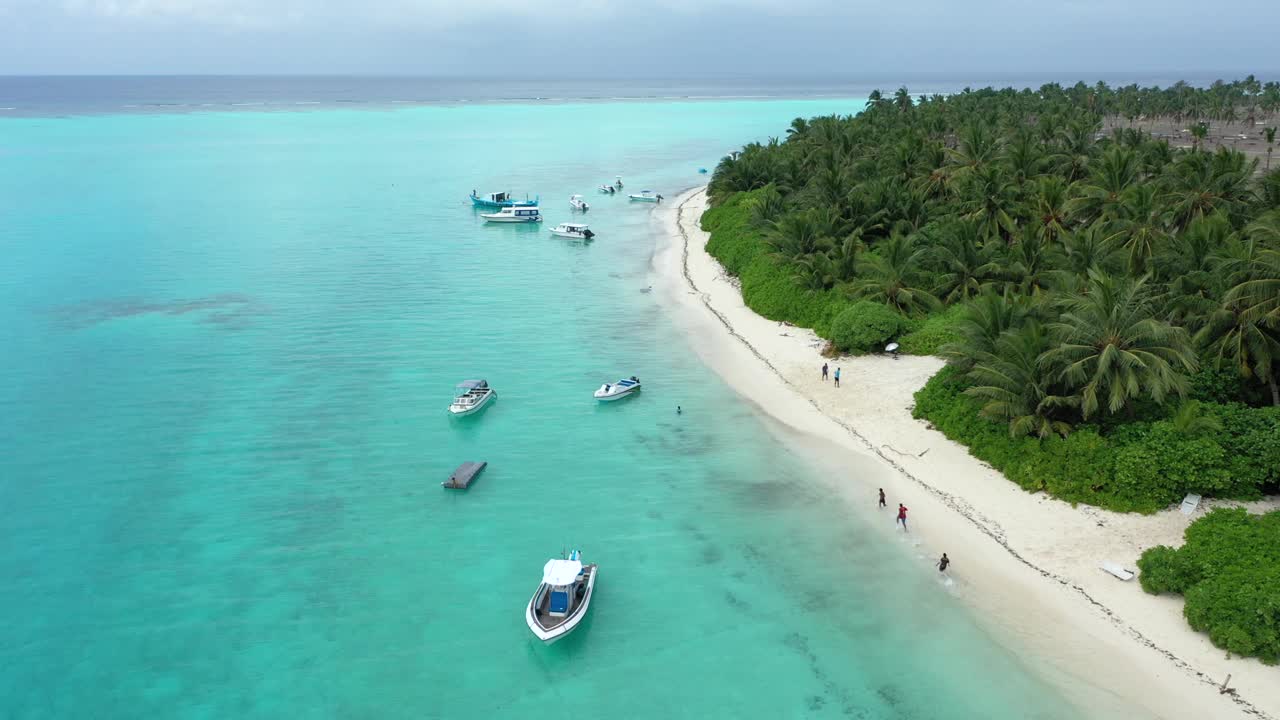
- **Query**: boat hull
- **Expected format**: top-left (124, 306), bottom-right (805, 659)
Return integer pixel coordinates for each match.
top-left (628, 196), bottom-right (660, 203)
top-left (482, 215), bottom-right (542, 223)
top-left (525, 565), bottom-right (597, 643)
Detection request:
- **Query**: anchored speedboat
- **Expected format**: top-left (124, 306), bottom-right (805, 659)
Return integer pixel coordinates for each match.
top-left (449, 379), bottom-right (496, 416)
top-left (594, 376), bottom-right (641, 401)
top-left (549, 222), bottom-right (594, 240)
top-left (628, 190), bottom-right (662, 203)
top-left (481, 206), bottom-right (542, 223)
top-left (525, 550), bottom-right (597, 643)
top-left (569, 194), bottom-right (590, 212)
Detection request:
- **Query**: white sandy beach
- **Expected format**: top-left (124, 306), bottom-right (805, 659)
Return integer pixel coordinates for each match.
top-left (651, 186), bottom-right (1280, 720)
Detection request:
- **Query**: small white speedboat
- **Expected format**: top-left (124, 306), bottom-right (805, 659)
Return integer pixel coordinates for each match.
top-left (594, 376), bottom-right (641, 401)
top-left (525, 550), bottom-right (597, 644)
top-left (569, 194), bottom-right (590, 212)
top-left (597, 185), bottom-right (617, 195)
top-left (550, 222), bottom-right (594, 240)
top-left (449, 379), bottom-right (496, 416)
top-left (482, 206), bottom-right (542, 223)
top-left (628, 190), bottom-right (662, 203)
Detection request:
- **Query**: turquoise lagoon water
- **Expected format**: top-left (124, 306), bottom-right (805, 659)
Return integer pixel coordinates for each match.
top-left (0, 98), bottom-right (1078, 719)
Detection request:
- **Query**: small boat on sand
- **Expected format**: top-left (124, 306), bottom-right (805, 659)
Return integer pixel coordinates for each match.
top-left (569, 194), bottom-right (590, 212)
top-left (470, 191), bottom-right (538, 209)
top-left (525, 549), bottom-right (597, 643)
top-left (449, 379), bottom-right (496, 416)
top-left (628, 190), bottom-right (662, 203)
top-left (482, 206), bottom-right (542, 223)
top-left (594, 376), bottom-right (641, 401)
top-left (550, 222), bottom-right (594, 240)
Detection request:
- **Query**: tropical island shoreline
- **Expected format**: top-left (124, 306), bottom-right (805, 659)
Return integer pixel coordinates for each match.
top-left (650, 185), bottom-right (1280, 720)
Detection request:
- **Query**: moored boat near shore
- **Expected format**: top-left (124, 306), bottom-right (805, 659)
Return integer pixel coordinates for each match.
top-left (594, 376), bottom-right (640, 401)
top-left (470, 191), bottom-right (538, 209)
top-left (629, 190), bottom-right (662, 203)
top-left (482, 206), bottom-right (542, 223)
top-left (549, 222), bottom-right (594, 240)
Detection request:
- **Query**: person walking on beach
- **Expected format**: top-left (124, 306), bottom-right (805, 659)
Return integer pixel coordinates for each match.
top-left (822, 362), bottom-right (829, 382)
top-left (937, 553), bottom-right (950, 573)
top-left (878, 488), bottom-right (886, 508)
top-left (896, 503), bottom-right (908, 531)
top-left (834, 367), bottom-right (841, 387)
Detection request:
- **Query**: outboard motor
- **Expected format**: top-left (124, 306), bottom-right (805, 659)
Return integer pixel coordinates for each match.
top-left (583, 228), bottom-right (595, 239)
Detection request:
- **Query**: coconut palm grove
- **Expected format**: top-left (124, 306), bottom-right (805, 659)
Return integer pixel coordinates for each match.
top-left (704, 78), bottom-right (1280, 662)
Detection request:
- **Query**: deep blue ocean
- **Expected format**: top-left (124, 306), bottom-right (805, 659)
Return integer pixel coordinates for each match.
top-left (0, 78), bottom-right (1087, 719)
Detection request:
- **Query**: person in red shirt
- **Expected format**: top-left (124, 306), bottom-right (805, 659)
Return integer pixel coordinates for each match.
top-left (896, 503), bottom-right (908, 531)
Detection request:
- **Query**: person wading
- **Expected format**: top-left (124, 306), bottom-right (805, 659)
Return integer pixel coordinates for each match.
top-left (896, 503), bottom-right (908, 531)
top-left (937, 553), bottom-right (950, 572)
top-left (878, 488), bottom-right (886, 509)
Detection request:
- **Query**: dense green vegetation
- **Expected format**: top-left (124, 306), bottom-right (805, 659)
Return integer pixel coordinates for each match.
top-left (705, 78), bottom-right (1280, 512)
top-left (1138, 508), bottom-right (1280, 664)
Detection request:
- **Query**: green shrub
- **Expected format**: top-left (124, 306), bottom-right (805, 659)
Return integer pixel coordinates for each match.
top-left (703, 189), bottom-right (854, 339)
top-left (898, 305), bottom-right (965, 356)
top-left (913, 368), bottom-right (1280, 513)
top-left (1138, 509), bottom-right (1280, 664)
top-left (830, 301), bottom-right (902, 353)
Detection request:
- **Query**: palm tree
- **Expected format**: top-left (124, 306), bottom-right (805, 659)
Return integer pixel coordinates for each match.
top-left (1069, 145), bottom-right (1140, 224)
top-left (1265, 127), bottom-right (1277, 171)
top-left (1195, 299), bottom-right (1280, 406)
top-left (847, 232), bottom-right (940, 316)
top-left (963, 321), bottom-right (1076, 438)
top-left (766, 210), bottom-right (833, 263)
top-left (941, 289), bottom-right (1035, 370)
top-left (1190, 122), bottom-right (1209, 151)
top-left (1169, 400), bottom-right (1225, 436)
top-left (929, 219), bottom-right (998, 303)
top-left (1109, 184), bottom-right (1168, 275)
top-left (1044, 270), bottom-right (1198, 418)
top-left (1224, 247), bottom-right (1280, 329)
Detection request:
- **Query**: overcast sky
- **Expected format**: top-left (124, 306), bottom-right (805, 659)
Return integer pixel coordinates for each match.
top-left (0, 0), bottom-right (1275, 76)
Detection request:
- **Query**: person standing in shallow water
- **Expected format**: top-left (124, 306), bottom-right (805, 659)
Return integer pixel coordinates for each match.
top-left (896, 503), bottom-right (908, 531)
top-left (938, 553), bottom-right (950, 572)
top-left (822, 362), bottom-right (828, 382)
top-left (834, 367), bottom-right (841, 387)
top-left (878, 488), bottom-right (886, 508)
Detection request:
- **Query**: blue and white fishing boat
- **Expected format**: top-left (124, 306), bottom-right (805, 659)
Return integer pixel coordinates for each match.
top-left (525, 550), bottom-right (597, 643)
top-left (594, 376), bottom-right (641, 401)
top-left (470, 191), bottom-right (539, 209)
top-left (628, 190), bottom-right (662, 203)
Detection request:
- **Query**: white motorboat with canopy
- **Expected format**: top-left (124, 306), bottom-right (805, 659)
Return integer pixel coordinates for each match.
top-left (549, 222), bottom-right (594, 240)
top-left (449, 379), bottom-right (496, 416)
top-left (482, 206), bottom-right (542, 223)
top-left (525, 550), bottom-right (597, 643)
top-left (594, 376), bottom-right (641, 401)
top-left (569, 194), bottom-right (590, 212)
top-left (628, 190), bottom-right (662, 203)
